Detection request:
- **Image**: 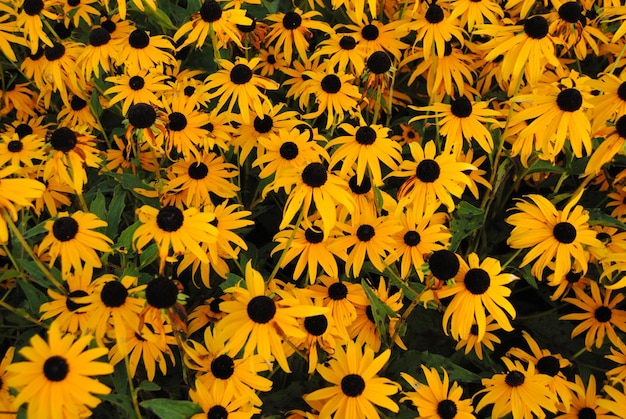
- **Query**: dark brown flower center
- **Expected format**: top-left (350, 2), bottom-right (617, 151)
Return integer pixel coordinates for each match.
top-left (23, 0), bottom-right (44, 15)
top-left (66, 289), bottom-right (89, 312)
top-left (168, 112), bottom-right (188, 131)
top-left (184, 86), bottom-right (196, 96)
top-left (566, 270), bottom-right (582, 283)
top-left (188, 162), bottom-right (209, 180)
top-left (89, 27), bottom-right (111, 46)
top-left (44, 42), bottom-right (65, 61)
top-left (304, 314), bottom-right (328, 336)
top-left (429, 250), bottom-right (459, 280)
top-left (210, 354), bottom-right (234, 379)
top-left (129, 29), bottom-right (150, 49)
top-left (355, 126), bottom-right (377, 145)
top-left (464, 268), bottom-right (491, 295)
top-left (616, 115), bottom-right (626, 138)
top-left (553, 222), bottom-right (577, 244)
top-left (52, 216), bottom-right (79, 241)
top-left (101, 19), bottom-right (116, 33)
top-left (426, 3), bottom-right (444, 23)
top-left (199, 0), bottom-right (222, 22)
top-left (524, 16), bottom-right (549, 39)
top-left (341, 374), bottom-right (365, 397)
top-left (305, 226), bottom-right (324, 243)
top-left (618, 82), bottom-right (626, 101)
top-left (505, 370), bottom-right (525, 387)
top-left (156, 206), bottom-right (184, 232)
top-left (128, 75), bottom-right (145, 90)
top-left (15, 123), bottom-right (33, 138)
top-left (127, 103), bottom-right (156, 128)
top-left (578, 407), bottom-right (597, 419)
top-left (595, 306), bottom-right (612, 322)
top-left (43, 356), bottom-right (69, 381)
top-left (54, 22), bottom-right (73, 39)
top-left (416, 159), bottom-right (441, 182)
top-left (451, 97), bottom-right (473, 117)
top-left (230, 64), bottom-right (252, 84)
top-left (361, 24), bottom-right (379, 40)
top-left (279, 141), bottom-right (299, 160)
top-left (437, 400), bottom-right (458, 419)
top-left (557, 88), bottom-right (583, 112)
top-left (7, 140), bottom-right (23, 153)
top-left (253, 115), bottom-right (273, 133)
top-left (145, 276), bottom-right (179, 308)
top-left (70, 95), bottom-right (87, 111)
top-left (356, 224), bottom-right (375, 242)
top-left (367, 51), bottom-right (391, 75)
top-left (348, 175), bottom-right (371, 194)
top-left (536, 355), bottom-right (560, 377)
top-left (282, 11), bottom-right (302, 30)
top-left (340, 35), bottom-right (357, 50)
top-left (210, 297), bottom-right (223, 313)
top-left (321, 74), bottom-right (341, 94)
top-left (207, 405), bottom-right (228, 419)
top-left (101, 281), bottom-right (128, 307)
top-left (328, 282), bottom-right (348, 300)
top-left (50, 127), bottom-right (77, 152)
top-left (403, 231), bottom-right (421, 246)
top-left (247, 295), bottom-right (276, 324)
top-left (558, 2), bottom-right (583, 23)
top-left (301, 162), bottom-right (328, 187)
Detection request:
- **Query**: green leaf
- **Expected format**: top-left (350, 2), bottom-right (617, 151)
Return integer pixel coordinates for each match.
top-left (361, 279), bottom-right (398, 348)
top-left (143, 6), bottom-right (176, 29)
top-left (16, 275), bottom-right (48, 313)
top-left (449, 201), bottom-right (484, 251)
top-left (104, 172), bottom-right (159, 206)
top-left (520, 265), bottom-right (538, 290)
top-left (89, 190), bottom-right (107, 221)
top-left (525, 160), bottom-right (566, 176)
top-left (22, 220), bottom-right (47, 240)
top-left (116, 221), bottom-right (142, 254)
top-left (136, 380), bottom-right (161, 392)
top-left (107, 185), bottom-right (126, 239)
top-left (220, 272), bottom-right (243, 291)
top-left (140, 399), bottom-right (202, 419)
top-left (261, 0), bottom-right (279, 14)
top-left (389, 350), bottom-right (482, 384)
top-left (587, 208), bottom-right (626, 230)
top-left (139, 243), bottom-right (159, 270)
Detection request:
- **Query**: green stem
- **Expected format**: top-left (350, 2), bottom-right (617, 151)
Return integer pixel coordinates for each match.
top-left (267, 209), bottom-right (305, 282)
top-left (0, 300), bottom-right (49, 328)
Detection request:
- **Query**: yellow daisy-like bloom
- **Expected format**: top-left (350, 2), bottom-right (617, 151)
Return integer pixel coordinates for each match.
top-left (342, 12), bottom-right (410, 59)
top-left (271, 219), bottom-right (346, 283)
top-left (177, 202), bottom-right (253, 286)
top-left (190, 380), bottom-right (259, 419)
top-left (116, 28), bottom-right (175, 70)
top-left (302, 70), bottom-right (362, 130)
top-left (311, 30), bottom-right (368, 75)
top-left (0, 167), bottom-right (45, 244)
top-left (411, 96), bottom-right (502, 153)
top-left (42, 126), bottom-right (102, 194)
top-left (507, 331), bottom-right (576, 410)
top-left (184, 326), bottom-right (272, 407)
top-left (257, 46), bottom-right (286, 77)
top-left (454, 315), bottom-right (502, 360)
top-left (474, 16), bottom-right (562, 95)
top-left (401, 366), bottom-right (476, 419)
top-left (266, 161), bottom-right (355, 238)
top-left (475, 357), bottom-right (557, 419)
top-left (0, 131), bottom-right (45, 168)
top-left (265, 8), bottom-right (331, 63)
top-left (0, 346), bottom-right (15, 413)
top-left (435, 253), bottom-right (516, 341)
top-left (386, 206), bottom-right (451, 280)
top-left (328, 122), bottom-right (402, 185)
top-left (606, 339), bottom-right (626, 383)
top-left (163, 152), bottom-right (239, 208)
top-left (585, 115), bottom-right (626, 176)
top-left (0, 2), bottom-right (27, 62)
top-left (333, 209), bottom-right (402, 277)
top-left (597, 384), bottom-right (626, 417)
top-left (506, 192), bottom-right (601, 281)
top-left (509, 72), bottom-right (594, 161)
top-left (173, 0), bottom-right (252, 50)
top-left (39, 267), bottom-right (96, 334)
top-left (15, 0), bottom-right (58, 53)
top-left (57, 93), bottom-right (100, 131)
top-left (391, 140), bottom-right (475, 213)
top-left (204, 57), bottom-right (278, 124)
top-left (560, 281), bottom-right (626, 349)
top-left (215, 261), bottom-right (327, 372)
top-left (159, 99), bottom-right (213, 159)
top-left (450, 0), bottom-right (504, 31)
top-left (104, 67), bottom-right (170, 115)
top-left (555, 374), bottom-right (616, 418)
top-left (409, 1), bottom-right (466, 60)
top-left (6, 323), bottom-right (113, 419)
top-left (133, 205), bottom-right (218, 272)
top-left (77, 24), bottom-right (125, 78)
top-left (38, 211), bottom-right (113, 275)
top-left (304, 340), bottom-right (400, 419)
top-left (589, 72), bottom-right (626, 131)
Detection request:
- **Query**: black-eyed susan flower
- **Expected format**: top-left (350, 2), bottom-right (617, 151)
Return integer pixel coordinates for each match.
top-left (6, 323), bottom-right (113, 419)
top-left (311, 31), bottom-right (367, 75)
top-left (216, 261), bottom-right (327, 372)
top-left (42, 126), bottom-right (102, 194)
top-left (57, 93), bottom-right (100, 131)
top-left (15, 0), bottom-right (57, 53)
top-left (386, 206), bottom-right (451, 280)
top-left (0, 3), bottom-right (26, 62)
top-left (164, 153), bottom-right (239, 208)
top-left (271, 219), bottom-right (346, 283)
top-left (546, 266), bottom-right (591, 301)
top-left (0, 346), bottom-right (14, 413)
top-left (116, 28), bottom-right (175, 69)
top-left (549, 0), bottom-right (608, 61)
top-left (409, 1), bottom-right (466, 60)
top-left (301, 70), bottom-right (362, 130)
top-left (0, 131), bottom-right (45, 168)
top-left (177, 202), bottom-right (253, 286)
top-left (597, 384), bottom-right (626, 417)
top-left (455, 315), bottom-right (502, 360)
top-left (555, 374), bottom-right (616, 418)
top-left (133, 205), bottom-right (218, 273)
top-left (108, 320), bottom-right (176, 381)
top-left (506, 192), bottom-right (601, 281)
top-left (342, 11), bottom-right (410, 59)
top-left (77, 24), bottom-right (124, 78)
top-left (104, 67), bottom-right (170, 115)
top-left (304, 340), bottom-right (400, 419)
top-left (606, 340), bottom-right (626, 383)
top-left (266, 161), bottom-right (355, 238)
top-left (435, 253), bottom-right (516, 340)
top-left (585, 115), bottom-right (626, 176)
top-left (507, 331), bottom-right (576, 410)
top-left (327, 122), bottom-right (402, 185)
top-left (334, 209), bottom-right (402, 277)
top-left (40, 40), bottom-right (85, 108)
top-left (173, 0), bottom-right (252, 50)
top-left (450, 0), bottom-right (504, 31)
top-left (32, 177), bottom-right (74, 217)
top-left (204, 57), bottom-right (278, 124)
top-left (38, 211), bottom-right (113, 275)
top-left (475, 357), bottom-right (558, 419)
top-left (187, 295), bottom-right (231, 334)
top-left (340, 171), bottom-right (397, 222)
top-left (190, 380), bottom-right (259, 419)
top-left (560, 280), bottom-right (626, 349)
top-left (589, 72), bottom-right (626, 131)
top-left (401, 366), bottom-right (476, 419)
top-left (391, 140), bottom-right (475, 213)
top-left (185, 326), bottom-right (272, 407)
top-left (39, 267), bottom-right (95, 334)
top-left (0, 80), bottom-right (39, 118)
top-left (265, 8), bottom-right (330, 63)
top-left (159, 99), bottom-right (212, 159)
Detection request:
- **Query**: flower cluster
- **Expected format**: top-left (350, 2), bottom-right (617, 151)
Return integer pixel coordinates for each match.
top-left (1, 0), bottom-right (626, 418)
